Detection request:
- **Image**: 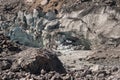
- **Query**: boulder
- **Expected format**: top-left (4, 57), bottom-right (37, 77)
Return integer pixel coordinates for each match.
top-left (11, 48), bottom-right (66, 74)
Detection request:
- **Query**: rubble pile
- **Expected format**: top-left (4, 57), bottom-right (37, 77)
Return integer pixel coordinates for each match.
top-left (1, 65), bottom-right (120, 80)
top-left (0, 32), bottom-right (21, 54)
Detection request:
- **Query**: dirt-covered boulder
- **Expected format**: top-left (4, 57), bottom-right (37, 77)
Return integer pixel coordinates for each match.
top-left (11, 48), bottom-right (66, 74)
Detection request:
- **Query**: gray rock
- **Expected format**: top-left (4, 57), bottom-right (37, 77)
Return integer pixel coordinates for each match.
top-left (45, 10), bottom-right (56, 20)
top-left (62, 74), bottom-right (71, 80)
top-left (35, 18), bottom-right (47, 32)
top-left (45, 20), bottom-right (59, 31)
top-left (42, 30), bottom-right (51, 47)
top-left (111, 66), bottom-right (118, 72)
top-left (17, 11), bottom-right (24, 22)
top-left (97, 70), bottom-right (107, 78)
top-left (51, 73), bottom-right (62, 80)
top-left (41, 69), bottom-right (46, 75)
top-left (0, 15), bottom-right (6, 21)
top-left (24, 13), bottom-right (34, 27)
top-left (46, 73), bottom-right (53, 79)
top-left (0, 21), bottom-right (9, 30)
top-left (1, 60), bottom-right (11, 70)
top-left (33, 9), bottom-right (39, 19)
top-left (97, 73), bottom-right (105, 78)
top-left (2, 75), bottom-right (9, 80)
top-left (33, 9), bottom-right (40, 26)
top-left (40, 0), bottom-right (48, 6)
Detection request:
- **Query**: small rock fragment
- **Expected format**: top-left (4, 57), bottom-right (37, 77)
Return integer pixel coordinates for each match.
top-left (41, 0), bottom-right (48, 6)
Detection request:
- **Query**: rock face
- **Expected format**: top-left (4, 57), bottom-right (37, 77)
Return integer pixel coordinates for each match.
top-left (11, 48), bottom-right (66, 74)
top-left (0, 6), bottom-right (90, 50)
top-left (59, 5), bottom-right (120, 49)
top-left (0, 0), bottom-right (120, 51)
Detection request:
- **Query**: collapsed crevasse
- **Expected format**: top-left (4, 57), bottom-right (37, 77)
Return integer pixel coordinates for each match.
top-left (1, 5), bottom-right (120, 50)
